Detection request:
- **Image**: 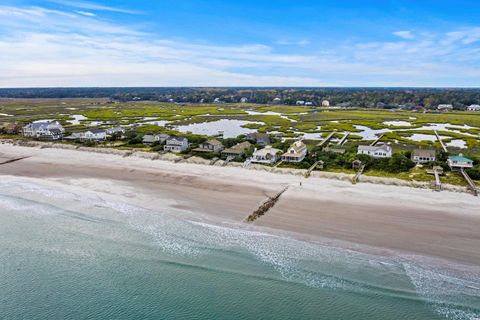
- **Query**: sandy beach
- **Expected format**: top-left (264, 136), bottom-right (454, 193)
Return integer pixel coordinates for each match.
top-left (1, 143), bottom-right (479, 266)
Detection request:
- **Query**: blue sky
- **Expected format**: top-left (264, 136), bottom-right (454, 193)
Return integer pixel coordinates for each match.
top-left (0, 0), bottom-right (480, 87)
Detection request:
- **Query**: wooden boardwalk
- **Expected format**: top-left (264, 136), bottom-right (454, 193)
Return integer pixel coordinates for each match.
top-left (304, 160), bottom-right (324, 178)
top-left (337, 132), bottom-right (350, 146)
top-left (352, 164), bottom-right (365, 184)
top-left (317, 131), bottom-right (336, 147)
top-left (370, 133), bottom-right (385, 146)
top-left (434, 130), bottom-right (448, 152)
top-left (426, 166), bottom-right (443, 191)
top-left (461, 168), bottom-right (478, 196)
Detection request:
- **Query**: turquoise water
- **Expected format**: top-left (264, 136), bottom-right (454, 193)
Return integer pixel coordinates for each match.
top-left (0, 177), bottom-right (479, 320)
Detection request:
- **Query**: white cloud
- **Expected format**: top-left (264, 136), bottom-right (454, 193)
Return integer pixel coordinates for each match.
top-left (48, 0), bottom-right (141, 14)
top-left (75, 10), bottom-right (96, 17)
top-left (0, 5), bottom-right (479, 87)
top-left (393, 30), bottom-right (415, 40)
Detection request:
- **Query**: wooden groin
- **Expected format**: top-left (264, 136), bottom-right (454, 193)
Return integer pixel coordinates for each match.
top-left (352, 164), bottom-right (365, 184)
top-left (0, 156), bottom-right (30, 165)
top-left (434, 130), bottom-right (448, 153)
top-left (370, 133), bottom-right (385, 146)
top-left (304, 160), bottom-right (324, 178)
top-left (337, 132), bottom-right (350, 146)
top-left (246, 186), bottom-right (289, 222)
top-left (461, 168), bottom-right (478, 196)
top-left (317, 131), bottom-right (336, 147)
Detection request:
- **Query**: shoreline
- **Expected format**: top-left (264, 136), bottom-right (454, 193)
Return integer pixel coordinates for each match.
top-left (0, 138), bottom-right (472, 194)
top-left (1, 142), bottom-right (480, 266)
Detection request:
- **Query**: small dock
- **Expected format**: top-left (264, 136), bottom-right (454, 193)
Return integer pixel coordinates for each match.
top-left (370, 133), bottom-right (385, 146)
top-left (304, 160), bottom-right (324, 178)
top-left (317, 131), bottom-right (336, 147)
top-left (246, 186), bottom-right (289, 222)
top-left (352, 164), bottom-right (365, 184)
top-left (337, 132), bottom-right (350, 146)
top-left (434, 130), bottom-right (448, 153)
top-left (460, 168), bottom-right (478, 196)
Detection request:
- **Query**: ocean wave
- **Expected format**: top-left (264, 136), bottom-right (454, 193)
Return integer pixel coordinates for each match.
top-left (1, 176), bottom-right (479, 319)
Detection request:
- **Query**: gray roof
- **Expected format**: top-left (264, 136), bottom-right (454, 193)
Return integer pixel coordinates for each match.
top-left (412, 149), bottom-right (436, 158)
top-left (358, 144), bottom-right (391, 152)
top-left (89, 128), bottom-right (106, 134)
top-left (167, 136), bottom-right (188, 142)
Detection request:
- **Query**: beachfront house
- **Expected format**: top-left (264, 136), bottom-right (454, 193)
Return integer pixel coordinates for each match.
top-left (164, 137), bottom-right (189, 153)
top-left (143, 134), bottom-right (170, 145)
top-left (106, 127), bottom-right (126, 136)
top-left (22, 121), bottom-right (65, 140)
top-left (467, 104), bottom-right (480, 111)
top-left (83, 129), bottom-right (107, 141)
top-left (245, 132), bottom-right (271, 146)
top-left (447, 154), bottom-right (474, 170)
top-left (411, 149), bottom-right (436, 164)
top-left (357, 144), bottom-right (392, 158)
top-left (281, 140), bottom-right (307, 163)
top-left (221, 141), bottom-right (252, 159)
top-left (194, 139), bottom-right (224, 153)
top-left (251, 146), bottom-right (282, 164)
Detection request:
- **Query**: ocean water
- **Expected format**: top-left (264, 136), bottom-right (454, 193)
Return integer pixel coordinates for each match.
top-left (0, 177), bottom-right (479, 320)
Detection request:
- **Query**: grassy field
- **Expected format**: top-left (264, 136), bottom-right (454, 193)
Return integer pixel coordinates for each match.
top-left (1, 100), bottom-right (479, 186)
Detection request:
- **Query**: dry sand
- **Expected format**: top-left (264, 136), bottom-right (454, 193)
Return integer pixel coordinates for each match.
top-left (1, 143), bottom-right (479, 266)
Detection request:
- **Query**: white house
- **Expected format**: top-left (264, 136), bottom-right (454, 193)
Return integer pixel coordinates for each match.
top-left (164, 137), bottom-right (189, 153)
top-left (143, 134), bottom-right (170, 144)
top-left (437, 104), bottom-right (453, 111)
top-left (251, 146), bottom-right (282, 164)
top-left (411, 149), bottom-right (436, 164)
top-left (281, 140), bottom-right (307, 162)
top-left (447, 154), bottom-right (474, 170)
top-left (240, 97), bottom-right (248, 103)
top-left (23, 121), bottom-right (65, 140)
top-left (305, 102), bottom-right (314, 106)
top-left (106, 127), bottom-right (125, 135)
top-left (322, 100), bottom-right (330, 107)
top-left (357, 144), bottom-right (392, 158)
top-left (467, 104), bottom-right (480, 111)
top-left (296, 101), bottom-right (305, 105)
top-left (83, 129), bottom-right (107, 141)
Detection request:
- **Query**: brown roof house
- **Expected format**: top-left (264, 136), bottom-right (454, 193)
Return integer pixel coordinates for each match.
top-left (411, 149), bottom-right (436, 164)
top-left (221, 141), bottom-right (252, 159)
top-left (194, 139), bottom-right (224, 153)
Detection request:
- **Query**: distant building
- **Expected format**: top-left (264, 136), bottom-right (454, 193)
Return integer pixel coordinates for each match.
top-left (437, 104), bottom-right (453, 111)
top-left (164, 137), bottom-right (189, 153)
top-left (23, 121), bottom-right (64, 140)
top-left (251, 146), bottom-right (282, 164)
top-left (240, 97), bottom-right (248, 103)
top-left (322, 100), bottom-right (330, 107)
top-left (357, 143), bottom-right (392, 158)
top-left (83, 129), bottom-right (107, 141)
top-left (467, 104), bottom-right (480, 111)
top-left (305, 102), bottom-right (314, 106)
top-left (221, 141), bottom-right (252, 159)
top-left (194, 139), bottom-right (224, 153)
top-left (281, 140), bottom-right (307, 162)
top-left (106, 127), bottom-right (125, 136)
top-left (272, 97), bottom-right (282, 104)
top-left (296, 101), bottom-right (305, 105)
top-left (447, 155), bottom-right (473, 170)
top-left (245, 132), bottom-right (271, 146)
top-left (411, 149), bottom-right (436, 164)
top-left (143, 134), bottom-right (170, 144)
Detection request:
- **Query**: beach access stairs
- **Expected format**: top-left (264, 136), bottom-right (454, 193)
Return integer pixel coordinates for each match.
top-left (460, 168), bottom-right (478, 196)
